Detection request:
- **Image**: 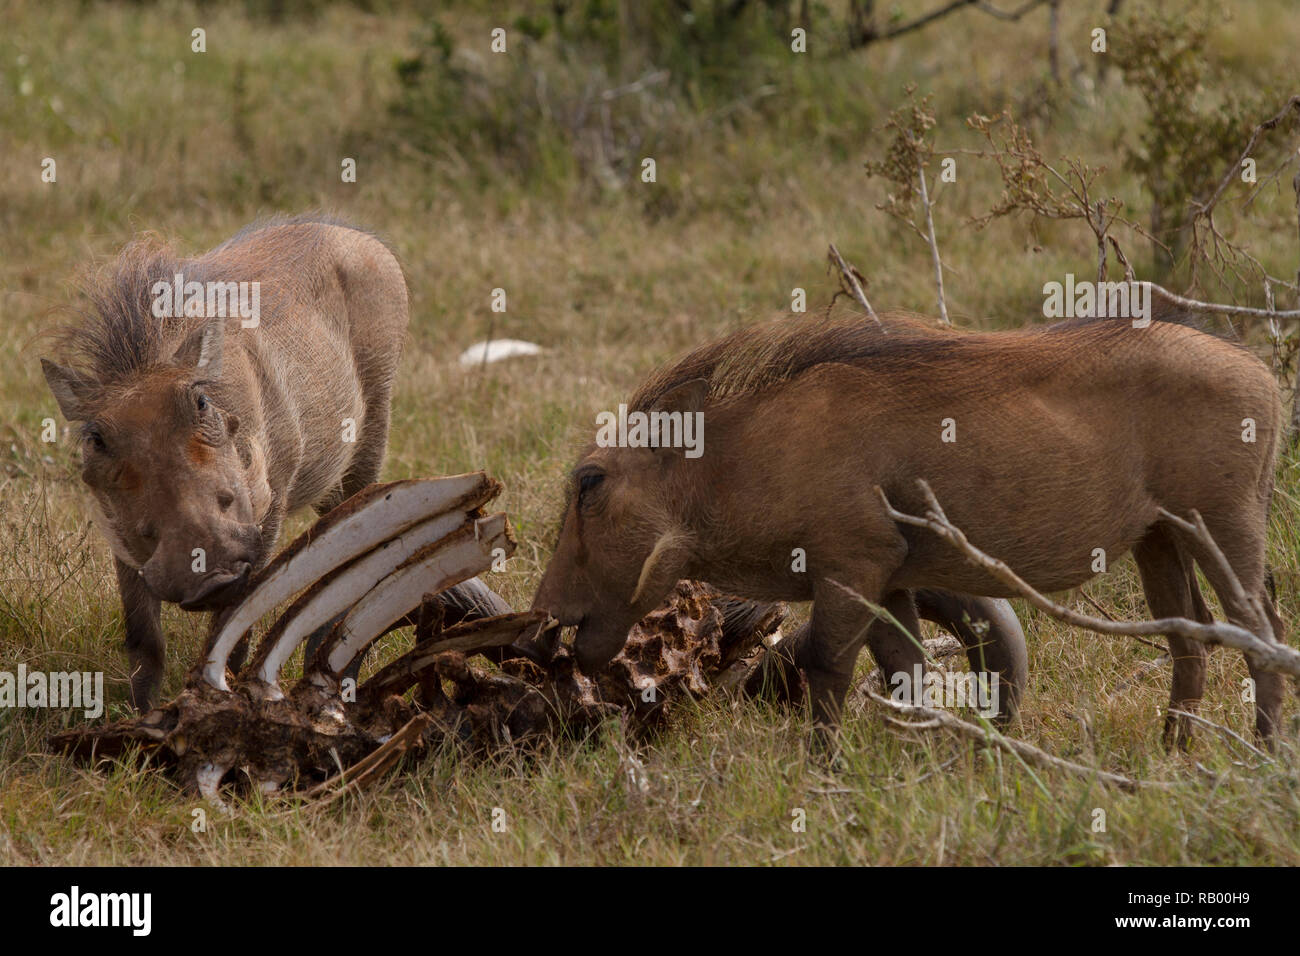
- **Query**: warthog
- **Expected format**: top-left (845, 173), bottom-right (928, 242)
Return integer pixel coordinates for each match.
top-left (533, 312), bottom-right (1288, 746)
top-left (42, 216), bottom-right (411, 709)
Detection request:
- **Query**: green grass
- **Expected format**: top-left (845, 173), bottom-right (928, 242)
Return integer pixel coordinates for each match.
top-left (2, 0), bottom-right (1300, 865)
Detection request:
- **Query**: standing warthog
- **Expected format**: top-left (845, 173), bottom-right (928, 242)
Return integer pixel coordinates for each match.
top-left (533, 312), bottom-right (1289, 746)
top-left (42, 216), bottom-right (410, 709)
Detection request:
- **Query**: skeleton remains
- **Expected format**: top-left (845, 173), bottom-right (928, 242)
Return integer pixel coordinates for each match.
top-left (49, 473), bottom-right (789, 805)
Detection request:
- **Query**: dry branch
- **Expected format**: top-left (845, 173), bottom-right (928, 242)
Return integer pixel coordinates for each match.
top-left (827, 243), bottom-right (881, 324)
top-left (848, 0), bottom-right (1051, 48)
top-left (913, 144), bottom-right (950, 324)
top-left (863, 685), bottom-right (1158, 791)
top-left (875, 480), bottom-right (1300, 679)
top-left (1167, 709), bottom-right (1271, 763)
top-left (1142, 281), bottom-right (1300, 321)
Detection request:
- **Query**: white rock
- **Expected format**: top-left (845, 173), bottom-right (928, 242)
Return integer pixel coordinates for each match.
top-left (458, 339), bottom-right (544, 366)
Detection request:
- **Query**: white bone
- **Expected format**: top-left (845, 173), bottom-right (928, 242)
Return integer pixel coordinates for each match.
top-left (251, 510), bottom-right (471, 692)
top-left (457, 339), bottom-right (543, 366)
top-left (201, 474), bottom-right (495, 691)
top-left (323, 514), bottom-right (512, 678)
top-left (196, 762), bottom-right (233, 814)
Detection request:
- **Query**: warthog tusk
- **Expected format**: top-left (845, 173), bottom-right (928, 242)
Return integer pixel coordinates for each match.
top-left (200, 474), bottom-right (501, 691)
top-left (630, 527), bottom-right (690, 606)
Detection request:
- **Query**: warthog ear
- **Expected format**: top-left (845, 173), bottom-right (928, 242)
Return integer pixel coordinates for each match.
top-left (41, 359), bottom-right (97, 422)
top-left (170, 316), bottom-right (225, 379)
top-left (651, 378), bottom-right (709, 415)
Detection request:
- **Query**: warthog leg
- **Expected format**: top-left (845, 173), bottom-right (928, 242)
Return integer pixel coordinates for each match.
top-left (1153, 512), bottom-right (1288, 746)
top-left (1133, 525), bottom-right (1211, 750)
top-left (747, 589), bottom-right (1028, 724)
top-left (801, 573), bottom-right (893, 749)
top-left (864, 590), bottom-right (927, 711)
top-left (912, 589), bottom-right (1028, 723)
top-left (116, 556), bottom-right (165, 711)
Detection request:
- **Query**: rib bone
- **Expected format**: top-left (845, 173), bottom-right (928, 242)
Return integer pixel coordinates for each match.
top-left (201, 474), bottom-right (500, 690)
top-left (244, 509), bottom-right (477, 694)
top-left (360, 612), bottom-right (552, 701)
top-left (320, 514), bottom-right (515, 680)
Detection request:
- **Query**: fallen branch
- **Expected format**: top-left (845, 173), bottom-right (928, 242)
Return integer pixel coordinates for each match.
top-left (875, 480), bottom-right (1300, 679)
top-left (878, 481), bottom-right (1294, 676)
top-left (1167, 709), bottom-right (1272, 763)
top-left (864, 685), bottom-right (1161, 791)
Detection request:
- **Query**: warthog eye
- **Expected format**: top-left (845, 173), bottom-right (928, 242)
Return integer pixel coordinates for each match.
top-left (195, 391), bottom-right (209, 412)
top-left (83, 425), bottom-right (106, 453)
top-left (577, 470), bottom-right (604, 504)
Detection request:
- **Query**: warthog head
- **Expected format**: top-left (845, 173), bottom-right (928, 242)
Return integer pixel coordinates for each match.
top-left (43, 317), bottom-right (267, 609)
top-left (532, 380), bottom-right (708, 673)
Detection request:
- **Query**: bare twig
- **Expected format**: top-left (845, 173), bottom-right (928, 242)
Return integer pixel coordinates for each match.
top-left (1190, 96), bottom-right (1300, 223)
top-left (1142, 281), bottom-right (1300, 320)
top-left (850, 0), bottom-right (1051, 47)
top-left (1168, 708), bottom-right (1272, 763)
top-left (864, 685), bottom-right (1162, 791)
top-left (913, 143), bottom-right (950, 324)
top-left (876, 480), bottom-right (1300, 679)
top-left (827, 243), bottom-right (881, 324)
top-left (1108, 235), bottom-right (1136, 283)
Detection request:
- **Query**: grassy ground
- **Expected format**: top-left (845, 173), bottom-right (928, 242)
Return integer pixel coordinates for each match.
top-left (2, 0), bottom-right (1300, 864)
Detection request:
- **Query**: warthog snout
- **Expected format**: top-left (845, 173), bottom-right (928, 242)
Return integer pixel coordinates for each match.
top-left (533, 385), bottom-right (709, 675)
top-left (175, 564), bottom-right (251, 611)
top-left (138, 517), bottom-right (260, 609)
top-left (532, 560), bottom-right (635, 675)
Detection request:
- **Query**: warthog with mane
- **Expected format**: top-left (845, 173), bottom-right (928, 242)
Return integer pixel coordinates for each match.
top-left (533, 311), bottom-right (1289, 746)
top-left (43, 216), bottom-right (416, 709)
